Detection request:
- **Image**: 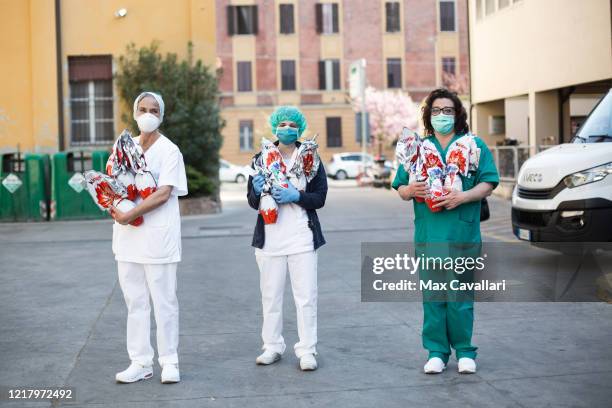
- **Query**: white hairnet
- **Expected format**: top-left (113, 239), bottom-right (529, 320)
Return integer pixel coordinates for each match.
top-left (133, 91), bottom-right (165, 122)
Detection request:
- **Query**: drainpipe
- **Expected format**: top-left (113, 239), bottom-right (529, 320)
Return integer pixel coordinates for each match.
top-left (55, 0), bottom-right (65, 151)
top-left (466, 0), bottom-right (474, 131)
top-left (558, 86), bottom-right (575, 144)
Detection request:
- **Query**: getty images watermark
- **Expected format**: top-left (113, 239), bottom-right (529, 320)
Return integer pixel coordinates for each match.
top-left (361, 242), bottom-right (612, 302)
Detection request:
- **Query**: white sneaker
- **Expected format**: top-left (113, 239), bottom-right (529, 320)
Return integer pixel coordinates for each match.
top-left (256, 350), bottom-right (282, 365)
top-left (115, 362), bottom-right (153, 383)
top-left (423, 357), bottom-right (446, 374)
top-left (161, 363), bottom-right (180, 384)
top-left (299, 354), bottom-right (318, 371)
top-left (458, 357), bottom-right (477, 374)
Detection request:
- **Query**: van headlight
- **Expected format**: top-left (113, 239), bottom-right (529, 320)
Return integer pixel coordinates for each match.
top-left (563, 162), bottom-right (612, 188)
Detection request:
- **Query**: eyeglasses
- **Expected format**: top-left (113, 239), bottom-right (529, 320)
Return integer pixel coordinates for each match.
top-left (431, 107), bottom-right (455, 116)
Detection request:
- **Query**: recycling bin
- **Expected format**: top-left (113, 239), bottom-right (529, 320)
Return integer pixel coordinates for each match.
top-left (0, 152), bottom-right (50, 222)
top-left (51, 150), bottom-right (110, 220)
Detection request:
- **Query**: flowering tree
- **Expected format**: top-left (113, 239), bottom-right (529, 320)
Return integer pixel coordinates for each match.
top-left (442, 72), bottom-right (470, 95)
top-left (353, 87), bottom-right (420, 155)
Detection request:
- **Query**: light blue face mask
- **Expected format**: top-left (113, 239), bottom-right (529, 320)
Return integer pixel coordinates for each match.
top-left (276, 126), bottom-right (299, 145)
top-left (431, 114), bottom-right (455, 135)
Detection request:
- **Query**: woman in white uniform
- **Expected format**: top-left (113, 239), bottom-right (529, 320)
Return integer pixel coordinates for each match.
top-left (247, 106), bottom-right (328, 371)
top-left (110, 92), bottom-right (188, 384)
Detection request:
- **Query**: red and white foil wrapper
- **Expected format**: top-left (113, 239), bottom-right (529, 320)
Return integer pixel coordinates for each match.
top-left (135, 171), bottom-right (158, 199)
top-left (259, 193), bottom-right (278, 224)
top-left (396, 127), bottom-right (426, 201)
top-left (258, 138), bottom-right (289, 190)
top-left (253, 138), bottom-right (289, 224)
top-left (289, 135), bottom-right (321, 183)
top-left (425, 167), bottom-right (446, 213)
top-left (82, 170), bottom-right (127, 211)
top-left (115, 171), bottom-right (138, 201)
top-left (113, 198), bottom-right (144, 226)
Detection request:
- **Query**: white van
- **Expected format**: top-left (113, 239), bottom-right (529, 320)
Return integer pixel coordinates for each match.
top-left (512, 89), bottom-right (612, 243)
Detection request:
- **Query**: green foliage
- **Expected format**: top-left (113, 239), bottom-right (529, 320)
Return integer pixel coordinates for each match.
top-left (115, 41), bottom-right (224, 198)
top-left (185, 165), bottom-right (218, 197)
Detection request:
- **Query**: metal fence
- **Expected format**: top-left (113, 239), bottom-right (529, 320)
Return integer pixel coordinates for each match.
top-left (489, 145), bottom-right (556, 183)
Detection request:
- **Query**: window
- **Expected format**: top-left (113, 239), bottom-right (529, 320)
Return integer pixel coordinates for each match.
top-left (355, 112), bottom-right (371, 144)
top-left (239, 120), bottom-right (254, 151)
top-left (326, 117), bottom-right (342, 147)
top-left (386, 58), bottom-right (402, 88)
top-left (442, 57), bottom-right (456, 75)
top-left (439, 0), bottom-right (456, 32)
top-left (227, 5), bottom-right (258, 35)
top-left (442, 57), bottom-right (456, 86)
top-left (318, 59), bottom-right (340, 90)
top-left (315, 3), bottom-right (339, 34)
top-left (68, 55), bottom-right (114, 145)
top-left (485, 0), bottom-right (495, 15)
top-left (499, 0), bottom-right (510, 9)
top-left (280, 60), bottom-right (296, 91)
top-left (385, 2), bottom-right (401, 32)
top-left (279, 4), bottom-right (295, 34)
top-left (237, 61), bottom-right (252, 92)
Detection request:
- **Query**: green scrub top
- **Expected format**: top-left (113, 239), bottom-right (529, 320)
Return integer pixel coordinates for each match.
top-left (392, 134), bottom-right (499, 245)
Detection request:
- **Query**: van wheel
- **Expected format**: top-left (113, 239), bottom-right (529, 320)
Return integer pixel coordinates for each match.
top-left (235, 174), bottom-right (246, 183)
top-left (335, 170), bottom-right (347, 180)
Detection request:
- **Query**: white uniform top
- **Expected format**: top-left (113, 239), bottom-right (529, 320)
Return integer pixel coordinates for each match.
top-left (255, 148), bottom-right (314, 257)
top-left (112, 134), bottom-right (188, 264)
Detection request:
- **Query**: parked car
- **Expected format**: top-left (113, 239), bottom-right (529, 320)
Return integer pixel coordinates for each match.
top-left (327, 152), bottom-right (374, 180)
top-left (219, 159), bottom-right (251, 183)
top-left (511, 89), bottom-right (612, 245)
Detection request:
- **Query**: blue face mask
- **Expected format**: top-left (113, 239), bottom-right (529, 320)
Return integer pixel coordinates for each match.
top-left (431, 114), bottom-right (455, 135)
top-left (276, 126), bottom-right (299, 145)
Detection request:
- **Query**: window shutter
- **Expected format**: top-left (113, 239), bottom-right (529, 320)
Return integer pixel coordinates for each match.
top-left (332, 3), bottom-right (339, 33)
top-left (280, 4), bottom-right (294, 34)
top-left (315, 4), bottom-right (323, 33)
top-left (252, 5), bottom-right (259, 34)
top-left (332, 60), bottom-right (340, 89)
top-left (68, 56), bottom-right (112, 81)
top-left (227, 6), bottom-right (235, 35)
top-left (318, 61), bottom-right (326, 90)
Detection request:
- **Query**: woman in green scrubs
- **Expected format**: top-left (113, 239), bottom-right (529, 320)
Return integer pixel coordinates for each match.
top-left (392, 88), bottom-right (499, 374)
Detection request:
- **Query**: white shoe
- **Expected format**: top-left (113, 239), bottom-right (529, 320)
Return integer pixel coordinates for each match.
top-left (115, 362), bottom-right (153, 383)
top-left (256, 350), bottom-right (282, 365)
top-left (423, 357), bottom-right (446, 374)
top-left (161, 363), bottom-right (180, 384)
top-left (299, 354), bottom-right (318, 371)
top-left (458, 357), bottom-right (477, 374)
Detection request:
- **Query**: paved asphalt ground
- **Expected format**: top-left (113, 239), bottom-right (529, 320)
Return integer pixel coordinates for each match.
top-left (1, 181), bottom-right (611, 407)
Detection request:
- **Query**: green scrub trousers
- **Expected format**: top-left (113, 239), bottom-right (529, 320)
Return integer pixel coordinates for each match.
top-left (392, 134), bottom-right (499, 364)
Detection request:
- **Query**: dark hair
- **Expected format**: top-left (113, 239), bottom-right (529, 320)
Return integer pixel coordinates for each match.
top-left (422, 88), bottom-right (469, 136)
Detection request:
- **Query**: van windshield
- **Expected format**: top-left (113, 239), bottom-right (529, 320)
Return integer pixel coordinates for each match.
top-left (573, 90), bottom-right (612, 143)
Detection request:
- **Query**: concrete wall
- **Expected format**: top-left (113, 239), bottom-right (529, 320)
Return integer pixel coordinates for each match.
top-left (469, 0), bottom-right (612, 104)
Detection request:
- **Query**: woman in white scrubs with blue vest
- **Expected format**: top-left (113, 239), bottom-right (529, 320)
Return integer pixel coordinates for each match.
top-left (110, 92), bottom-right (188, 384)
top-left (247, 106), bottom-right (328, 371)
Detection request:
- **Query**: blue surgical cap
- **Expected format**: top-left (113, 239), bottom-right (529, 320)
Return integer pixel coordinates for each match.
top-left (269, 106), bottom-right (307, 136)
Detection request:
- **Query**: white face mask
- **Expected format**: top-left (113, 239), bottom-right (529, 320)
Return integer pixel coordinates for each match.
top-left (136, 113), bottom-right (161, 133)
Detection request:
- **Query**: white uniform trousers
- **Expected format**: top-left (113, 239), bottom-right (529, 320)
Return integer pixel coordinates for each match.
top-left (256, 250), bottom-right (317, 358)
top-left (117, 261), bottom-right (179, 367)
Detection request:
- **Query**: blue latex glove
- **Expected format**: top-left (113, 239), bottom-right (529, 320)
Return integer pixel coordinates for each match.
top-left (253, 173), bottom-right (265, 196)
top-left (272, 181), bottom-right (300, 204)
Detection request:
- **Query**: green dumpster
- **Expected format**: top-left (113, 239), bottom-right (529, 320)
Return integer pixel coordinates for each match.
top-left (51, 150), bottom-right (110, 220)
top-left (0, 152), bottom-right (50, 222)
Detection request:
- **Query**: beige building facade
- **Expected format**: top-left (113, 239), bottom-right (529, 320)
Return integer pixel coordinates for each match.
top-left (468, 0), bottom-right (612, 147)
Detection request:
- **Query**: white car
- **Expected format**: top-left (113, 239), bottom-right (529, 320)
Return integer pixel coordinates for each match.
top-left (512, 89), bottom-right (612, 244)
top-left (219, 159), bottom-right (251, 183)
top-left (327, 152), bottom-right (374, 179)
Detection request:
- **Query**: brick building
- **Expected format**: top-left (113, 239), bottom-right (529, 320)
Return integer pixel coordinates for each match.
top-left (216, 0), bottom-right (469, 165)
